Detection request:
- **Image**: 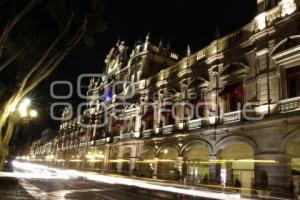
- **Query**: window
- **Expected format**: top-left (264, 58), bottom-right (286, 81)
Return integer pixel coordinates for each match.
top-left (196, 50), bottom-right (206, 60)
top-left (220, 82), bottom-right (243, 112)
top-left (286, 66), bottom-right (300, 98)
top-left (171, 53), bottom-right (178, 60)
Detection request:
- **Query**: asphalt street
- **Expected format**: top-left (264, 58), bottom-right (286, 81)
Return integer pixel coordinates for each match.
top-left (17, 177), bottom-right (193, 200)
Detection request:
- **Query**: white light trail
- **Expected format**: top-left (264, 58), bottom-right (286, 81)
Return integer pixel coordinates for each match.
top-left (11, 161), bottom-right (241, 200)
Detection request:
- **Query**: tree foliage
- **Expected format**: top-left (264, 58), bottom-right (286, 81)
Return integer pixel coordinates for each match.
top-left (0, 0), bottom-right (107, 169)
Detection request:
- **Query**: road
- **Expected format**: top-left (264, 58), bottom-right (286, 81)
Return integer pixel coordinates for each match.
top-left (0, 161), bottom-right (241, 200)
top-left (17, 178), bottom-right (196, 200)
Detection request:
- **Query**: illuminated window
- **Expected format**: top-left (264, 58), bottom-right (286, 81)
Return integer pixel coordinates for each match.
top-left (171, 53), bottom-right (178, 60)
top-left (280, 0), bottom-right (296, 16)
top-left (255, 12), bottom-right (266, 31)
top-left (286, 66), bottom-right (300, 98)
top-left (196, 50), bottom-right (206, 60)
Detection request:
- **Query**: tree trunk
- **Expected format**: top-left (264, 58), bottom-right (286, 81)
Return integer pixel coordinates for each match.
top-left (0, 117), bottom-right (15, 170)
top-left (0, 147), bottom-right (7, 170)
top-left (0, 15), bottom-right (87, 171)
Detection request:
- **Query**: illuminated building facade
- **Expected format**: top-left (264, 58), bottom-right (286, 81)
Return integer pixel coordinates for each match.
top-left (31, 0), bottom-right (300, 197)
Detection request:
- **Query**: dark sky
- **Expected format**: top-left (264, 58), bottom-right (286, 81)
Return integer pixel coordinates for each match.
top-left (26, 0), bottom-right (257, 140)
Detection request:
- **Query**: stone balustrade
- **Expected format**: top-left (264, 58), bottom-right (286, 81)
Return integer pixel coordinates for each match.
top-left (95, 138), bottom-right (106, 146)
top-left (122, 132), bottom-right (134, 140)
top-left (188, 118), bottom-right (203, 130)
top-left (223, 110), bottom-right (242, 124)
top-left (113, 136), bottom-right (121, 143)
top-left (162, 125), bottom-right (175, 135)
top-left (278, 96), bottom-right (300, 113)
top-left (142, 129), bottom-right (154, 138)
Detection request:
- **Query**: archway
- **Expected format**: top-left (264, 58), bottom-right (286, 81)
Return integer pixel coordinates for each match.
top-left (218, 142), bottom-right (254, 194)
top-left (157, 146), bottom-right (178, 179)
top-left (286, 140), bottom-right (300, 196)
top-left (183, 144), bottom-right (210, 184)
top-left (138, 147), bottom-right (155, 177)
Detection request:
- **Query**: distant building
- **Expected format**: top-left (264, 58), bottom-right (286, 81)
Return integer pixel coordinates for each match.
top-left (30, 0), bottom-right (300, 197)
top-left (31, 129), bottom-right (56, 160)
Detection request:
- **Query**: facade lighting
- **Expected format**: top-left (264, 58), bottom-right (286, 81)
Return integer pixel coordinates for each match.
top-left (255, 12), bottom-right (266, 30)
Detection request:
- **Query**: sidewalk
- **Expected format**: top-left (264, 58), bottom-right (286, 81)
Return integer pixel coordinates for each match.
top-left (0, 178), bottom-right (33, 200)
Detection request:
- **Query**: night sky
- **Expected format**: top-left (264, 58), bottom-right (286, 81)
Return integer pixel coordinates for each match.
top-left (26, 0), bottom-right (257, 140)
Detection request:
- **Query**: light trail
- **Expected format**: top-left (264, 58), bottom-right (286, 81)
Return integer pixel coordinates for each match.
top-left (10, 161), bottom-right (241, 200)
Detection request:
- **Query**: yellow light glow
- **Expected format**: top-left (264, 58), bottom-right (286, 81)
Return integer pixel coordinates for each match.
top-left (22, 98), bottom-right (31, 105)
top-left (69, 159), bottom-right (82, 162)
top-left (87, 159), bottom-right (103, 163)
top-left (138, 159), bottom-right (174, 163)
top-left (109, 159), bottom-right (129, 163)
top-left (45, 155), bottom-right (54, 160)
top-left (18, 99), bottom-right (31, 117)
top-left (178, 122), bottom-right (184, 130)
top-left (96, 154), bottom-right (104, 158)
top-left (29, 110), bottom-right (38, 118)
top-left (8, 104), bottom-right (16, 112)
top-left (208, 159), bottom-right (278, 164)
top-left (86, 154), bottom-right (94, 159)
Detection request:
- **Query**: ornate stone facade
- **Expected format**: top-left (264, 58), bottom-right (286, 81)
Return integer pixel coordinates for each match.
top-left (31, 0), bottom-right (300, 197)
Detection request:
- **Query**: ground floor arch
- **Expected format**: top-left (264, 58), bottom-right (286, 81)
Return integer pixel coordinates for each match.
top-left (217, 142), bottom-right (254, 195)
top-left (83, 147), bottom-right (106, 171)
top-left (137, 146), bottom-right (155, 177)
top-left (182, 144), bottom-right (210, 184)
top-left (157, 145), bottom-right (179, 180)
top-left (286, 138), bottom-right (300, 196)
top-left (119, 148), bottom-right (131, 175)
top-left (109, 147), bottom-right (119, 174)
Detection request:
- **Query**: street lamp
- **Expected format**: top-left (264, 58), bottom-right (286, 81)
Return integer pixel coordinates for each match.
top-left (8, 97), bottom-right (38, 158)
top-left (29, 110), bottom-right (38, 118)
top-left (8, 97), bottom-right (38, 119)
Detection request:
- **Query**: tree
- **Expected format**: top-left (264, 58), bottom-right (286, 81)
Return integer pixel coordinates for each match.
top-left (0, 0), bottom-right (107, 169)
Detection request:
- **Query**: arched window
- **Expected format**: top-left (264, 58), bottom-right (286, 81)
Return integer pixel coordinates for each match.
top-left (286, 66), bottom-right (300, 98)
top-left (220, 82), bottom-right (243, 113)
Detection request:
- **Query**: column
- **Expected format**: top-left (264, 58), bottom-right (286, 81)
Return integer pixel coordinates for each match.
top-left (175, 157), bottom-right (184, 175)
top-left (254, 153), bottom-right (292, 196)
top-left (129, 156), bottom-right (139, 175)
top-left (152, 157), bottom-right (159, 179)
top-left (102, 145), bottom-right (111, 174)
top-left (209, 155), bottom-right (221, 184)
top-left (225, 161), bottom-right (233, 186)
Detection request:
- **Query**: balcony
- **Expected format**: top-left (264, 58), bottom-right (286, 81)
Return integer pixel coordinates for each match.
top-left (95, 138), bottom-right (106, 146)
top-left (88, 140), bottom-right (94, 146)
top-left (162, 125), bottom-right (175, 135)
top-left (223, 110), bottom-right (242, 124)
top-left (122, 132), bottom-right (134, 140)
top-left (278, 96), bottom-right (300, 113)
top-left (142, 129), bottom-right (154, 138)
top-left (113, 136), bottom-right (121, 143)
top-left (79, 143), bottom-right (87, 148)
top-left (188, 118), bottom-right (203, 130)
